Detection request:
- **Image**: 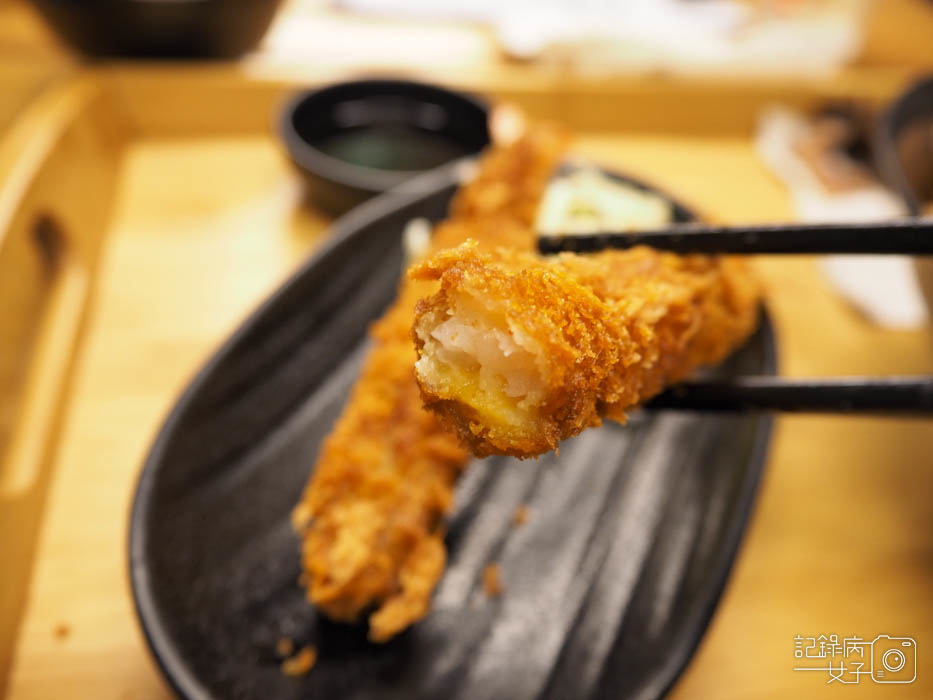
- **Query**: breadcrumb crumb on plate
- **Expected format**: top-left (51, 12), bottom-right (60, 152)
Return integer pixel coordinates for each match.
top-left (275, 637), bottom-right (294, 657)
top-left (281, 646), bottom-right (317, 677)
top-left (483, 563), bottom-right (504, 597)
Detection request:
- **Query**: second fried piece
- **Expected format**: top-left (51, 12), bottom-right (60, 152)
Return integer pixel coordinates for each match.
top-left (411, 242), bottom-right (761, 458)
top-left (293, 125), bottom-right (569, 642)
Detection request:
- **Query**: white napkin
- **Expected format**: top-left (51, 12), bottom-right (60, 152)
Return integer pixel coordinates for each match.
top-left (335, 0), bottom-right (864, 77)
top-left (756, 107), bottom-right (928, 329)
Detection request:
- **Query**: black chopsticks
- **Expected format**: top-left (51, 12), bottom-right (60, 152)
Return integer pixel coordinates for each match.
top-left (646, 376), bottom-right (933, 415)
top-left (537, 220), bottom-right (933, 416)
top-left (538, 218), bottom-right (933, 255)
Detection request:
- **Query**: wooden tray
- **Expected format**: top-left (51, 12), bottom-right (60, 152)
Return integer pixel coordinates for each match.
top-left (1, 66), bottom-right (931, 699)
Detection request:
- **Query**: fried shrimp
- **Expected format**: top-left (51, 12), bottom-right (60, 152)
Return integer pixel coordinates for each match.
top-left (292, 125), bottom-right (569, 641)
top-left (411, 242), bottom-right (761, 459)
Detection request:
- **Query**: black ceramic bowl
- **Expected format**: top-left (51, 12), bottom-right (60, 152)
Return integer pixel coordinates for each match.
top-left (279, 79), bottom-right (490, 214)
top-left (130, 162), bottom-right (775, 700)
top-left (28, 0), bottom-right (283, 58)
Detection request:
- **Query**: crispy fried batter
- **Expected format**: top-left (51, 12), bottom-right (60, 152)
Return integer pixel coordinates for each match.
top-left (292, 125), bottom-right (569, 641)
top-left (411, 242), bottom-right (761, 458)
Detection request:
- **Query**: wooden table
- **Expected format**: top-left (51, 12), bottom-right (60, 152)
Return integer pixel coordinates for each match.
top-left (1, 1), bottom-right (932, 698)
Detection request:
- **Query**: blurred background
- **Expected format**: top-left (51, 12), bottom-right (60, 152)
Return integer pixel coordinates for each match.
top-left (3, 0), bottom-right (933, 124)
top-left (1, 0), bottom-right (932, 698)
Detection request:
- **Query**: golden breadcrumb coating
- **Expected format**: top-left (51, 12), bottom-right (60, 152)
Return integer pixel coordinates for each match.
top-left (292, 125), bottom-right (569, 642)
top-left (411, 242), bottom-right (761, 458)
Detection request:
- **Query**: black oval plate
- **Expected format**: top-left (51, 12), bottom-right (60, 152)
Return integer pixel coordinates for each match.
top-left (130, 163), bottom-right (776, 700)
